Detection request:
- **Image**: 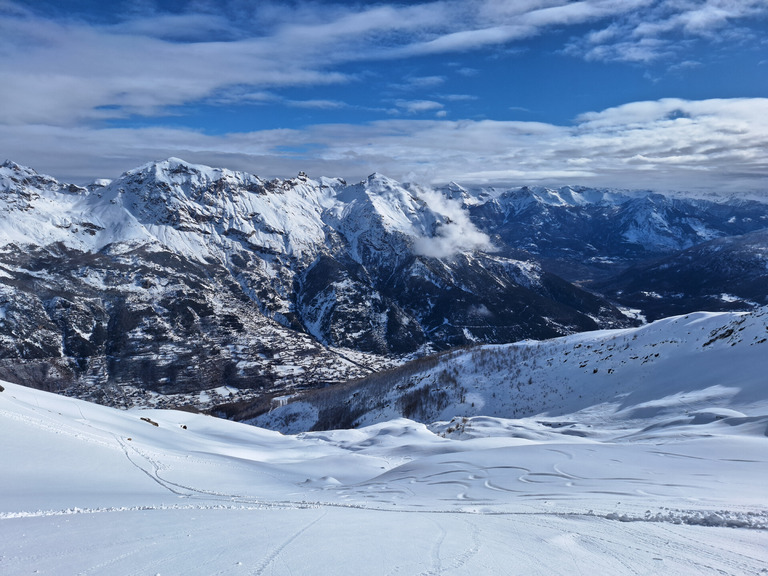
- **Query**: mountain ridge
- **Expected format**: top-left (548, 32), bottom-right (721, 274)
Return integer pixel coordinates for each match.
top-left (1, 157), bottom-right (766, 414)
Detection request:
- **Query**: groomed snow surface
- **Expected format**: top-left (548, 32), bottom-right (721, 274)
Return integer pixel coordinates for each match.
top-left (2, 311), bottom-right (768, 575)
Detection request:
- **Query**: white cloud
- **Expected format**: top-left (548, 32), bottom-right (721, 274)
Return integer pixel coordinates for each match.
top-left (396, 100), bottom-right (445, 114)
top-left (5, 98), bottom-right (766, 195)
top-left (411, 188), bottom-right (495, 258)
top-left (568, 0), bottom-right (768, 62)
top-left (390, 76), bottom-right (446, 91)
top-left (285, 99), bottom-right (347, 110)
top-left (402, 0), bottom-right (653, 56)
top-left (109, 12), bottom-right (238, 42)
top-left (0, 13), bottom-right (353, 126)
top-left (1, 2), bottom-right (768, 196)
top-left (0, 2), bottom-right (449, 126)
top-left (1, 0), bottom-right (766, 127)
top-left (441, 94), bottom-right (478, 102)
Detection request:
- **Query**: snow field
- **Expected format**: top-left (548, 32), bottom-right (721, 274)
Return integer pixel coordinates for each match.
top-left (2, 361), bottom-right (767, 575)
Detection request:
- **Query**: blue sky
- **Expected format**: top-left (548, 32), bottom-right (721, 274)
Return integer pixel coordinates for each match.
top-left (1, 0), bottom-right (767, 193)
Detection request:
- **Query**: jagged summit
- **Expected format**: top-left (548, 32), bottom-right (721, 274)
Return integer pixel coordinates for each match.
top-left (1, 159), bottom-right (25, 170)
top-left (364, 171), bottom-right (399, 186)
top-left (120, 157), bottom-right (266, 196)
top-left (0, 160), bottom-right (59, 193)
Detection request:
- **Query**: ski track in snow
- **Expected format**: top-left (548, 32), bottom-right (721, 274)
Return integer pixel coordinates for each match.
top-left (249, 511), bottom-right (327, 576)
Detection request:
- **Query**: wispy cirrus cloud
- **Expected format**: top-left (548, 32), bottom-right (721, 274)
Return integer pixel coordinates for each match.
top-left (401, 0), bottom-right (653, 55)
top-left (3, 0), bottom-right (766, 127)
top-left (395, 100), bottom-right (445, 114)
top-left (440, 94), bottom-right (478, 102)
top-left (567, 0), bottom-right (768, 62)
top-left (389, 75), bottom-right (446, 91)
top-left (0, 10), bottom-right (355, 125)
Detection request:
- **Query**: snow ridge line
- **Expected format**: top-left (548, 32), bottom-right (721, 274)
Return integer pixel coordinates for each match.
top-left (599, 508), bottom-right (768, 530)
top-left (0, 503), bottom-right (272, 519)
top-left (2, 501), bottom-right (766, 530)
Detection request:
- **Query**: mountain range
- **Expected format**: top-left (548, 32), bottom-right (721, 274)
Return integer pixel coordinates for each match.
top-left (1, 158), bottom-right (766, 414)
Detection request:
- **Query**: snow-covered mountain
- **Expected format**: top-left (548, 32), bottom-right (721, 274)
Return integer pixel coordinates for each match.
top-left (255, 306), bottom-right (768, 432)
top-left (468, 185), bottom-right (768, 283)
top-left (1, 158), bottom-right (766, 411)
top-left (2, 306), bottom-right (767, 574)
top-left (595, 228), bottom-right (768, 320)
top-left (0, 159), bottom-right (631, 408)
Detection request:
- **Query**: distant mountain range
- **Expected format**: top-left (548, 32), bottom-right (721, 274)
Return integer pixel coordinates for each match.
top-left (1, 158), bottom-right (766, 413)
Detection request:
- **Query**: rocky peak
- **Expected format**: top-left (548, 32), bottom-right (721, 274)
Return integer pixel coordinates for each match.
top-left (0, 161), bottom-right (61, 195)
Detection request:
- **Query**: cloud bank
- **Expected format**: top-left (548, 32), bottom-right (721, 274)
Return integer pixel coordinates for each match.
top-left (4, 98), bottom-right (766, 193)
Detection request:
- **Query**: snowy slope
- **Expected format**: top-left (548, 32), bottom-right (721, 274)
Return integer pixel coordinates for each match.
top-left (2, 318), bottom-right (767, 576)
top-left (256, 307), bottom-right (768, 433)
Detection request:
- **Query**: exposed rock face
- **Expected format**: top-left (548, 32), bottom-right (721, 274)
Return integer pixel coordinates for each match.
top-left (0, 242), bottom-right (377, 409)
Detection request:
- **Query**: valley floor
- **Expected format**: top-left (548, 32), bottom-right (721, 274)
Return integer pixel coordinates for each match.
top-left (1, 381), bottom-right (766, 575)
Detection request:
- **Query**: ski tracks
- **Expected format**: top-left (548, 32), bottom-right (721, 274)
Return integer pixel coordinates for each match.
top-left (115, 436), bottom-right (189, 497)
top-left (115, 436), bottom-right (251, 501)
top-left (249, 510), bottom-right (327, 576)
top-left (418, 517), bottom-right (482, 576)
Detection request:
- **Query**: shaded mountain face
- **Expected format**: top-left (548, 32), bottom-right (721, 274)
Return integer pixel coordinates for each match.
top-left (593, 228), bottom-right (768, 321)
top-left (466, 185), bottom-right (768, 283)
top-left (0, 242), bottom-right (382, 405)
top-left (0, 159), bottom-right (632, 408)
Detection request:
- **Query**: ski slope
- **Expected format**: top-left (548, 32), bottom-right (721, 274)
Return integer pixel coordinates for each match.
top-left (2, 360), bottom-right (767, 575)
